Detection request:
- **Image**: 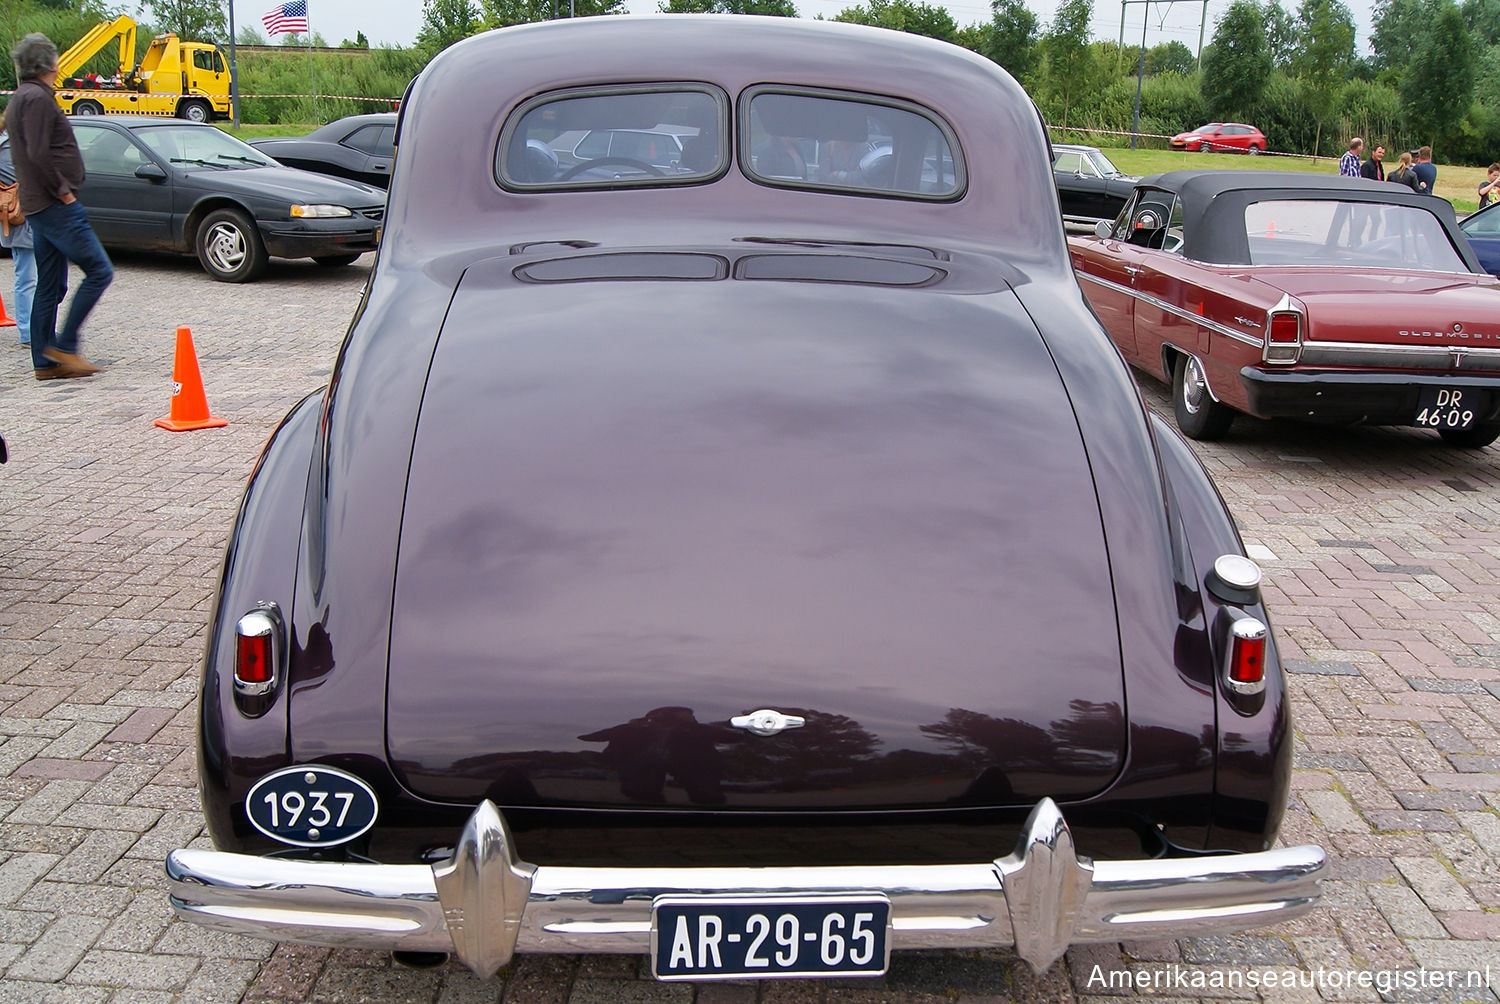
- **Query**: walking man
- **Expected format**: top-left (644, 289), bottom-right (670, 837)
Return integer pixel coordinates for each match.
top-left (1360, 144), bottom-right (1386, 181)
top-left (1339, 138), bottom-right (1363, 177)
top-left (8, 32), bottom-right (111, 379)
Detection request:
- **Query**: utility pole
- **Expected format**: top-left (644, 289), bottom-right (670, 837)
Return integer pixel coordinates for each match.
top-left (1121, 0), bottom-right (1153, 150)
top-left (1197, 0), bottom-right (1207, 71)
top-left (228, 0), bottom-right (239, 128)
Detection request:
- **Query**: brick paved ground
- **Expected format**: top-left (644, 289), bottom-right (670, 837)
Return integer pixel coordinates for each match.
top-left (3, 251), bottom-right (1500, 1002)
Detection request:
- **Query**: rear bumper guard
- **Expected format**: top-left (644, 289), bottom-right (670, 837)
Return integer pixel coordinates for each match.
top-left (167, 798), bottom-right (1325, 978)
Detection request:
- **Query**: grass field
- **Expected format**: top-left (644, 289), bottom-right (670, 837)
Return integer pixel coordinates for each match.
top-left (1101, 146), bottom-right (1485, 212)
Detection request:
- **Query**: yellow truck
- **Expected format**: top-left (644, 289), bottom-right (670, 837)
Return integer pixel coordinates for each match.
top-left (54, 16), bottom-right (231, 122)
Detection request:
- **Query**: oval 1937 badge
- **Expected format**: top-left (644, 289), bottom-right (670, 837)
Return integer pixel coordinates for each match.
top-left (245, 764), bottom-right (379, 848)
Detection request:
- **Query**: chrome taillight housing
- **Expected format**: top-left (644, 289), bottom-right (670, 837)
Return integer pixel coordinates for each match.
top-left (1224, 616), bottom-right (1269, 695)
top-left (1262, 296), bottom-right (1303, 365)
top-left (234, 604), bottom-right (285, 711)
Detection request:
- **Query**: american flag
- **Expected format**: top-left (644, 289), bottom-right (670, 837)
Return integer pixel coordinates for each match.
top-left (262, 0), bottom-right (309, 34)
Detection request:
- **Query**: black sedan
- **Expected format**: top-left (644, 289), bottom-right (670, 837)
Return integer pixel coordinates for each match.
top-left (38, 117), bottom-right (384, 282)
top-left (249, 113), bottom-right (396, 189)
top-left (1053, 143), bottom-right (1138, 223)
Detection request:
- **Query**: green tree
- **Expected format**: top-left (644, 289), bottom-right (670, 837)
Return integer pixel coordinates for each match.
top-left (147, 0), bottom-right (228, 41)
top-left (1371, 0), bottom-right (1438, 76)
top-left (1145, 40), bottom-right (1196, 75)
top-left (484, 0), bottom-right (626, 24)
top-left (661, 0), bottom-right (795, 11)
top-left (1402, 0), bottom-right (1476, 143)
top-left (1262, 0), bottom-right (1297, 68)
top-left (1463, 0), bottom-right (1500, 45)
top-left (981, 0), bottom-right (1039, 81)
top-left (417, 0), bottom-right (480, 52)
top-left (340, 30), bottom-right (370, 48)
top-left (1201, 0), bottom-right (1271, 116)
top-left (832, 0), bottom-right (958, 40)
top-left (1038, 0), bottom-right (1094, 130)
top-left (1290, 0), bottom-right (1355, 154)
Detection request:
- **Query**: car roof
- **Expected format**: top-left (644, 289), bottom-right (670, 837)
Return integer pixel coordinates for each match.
top-left (82, 116), bottom-right (215, 129)
top-left (1131, 169), bottom-right (1475, 267)
top-left (1053, 144), bottom-right (1100, 154)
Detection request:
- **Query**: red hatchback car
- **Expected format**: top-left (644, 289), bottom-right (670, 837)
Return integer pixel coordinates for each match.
top-left (1170, 122), bottom-right (1266, 154)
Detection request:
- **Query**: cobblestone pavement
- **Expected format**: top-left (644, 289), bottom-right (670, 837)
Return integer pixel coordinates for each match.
top-left (3, 251), bottom-right (1500, 1003)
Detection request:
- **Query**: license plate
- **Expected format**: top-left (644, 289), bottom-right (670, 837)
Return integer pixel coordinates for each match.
top-left (1415, 387), bottom-right (1479, 430)
top-left (651, 895), bottom-right (890, 980)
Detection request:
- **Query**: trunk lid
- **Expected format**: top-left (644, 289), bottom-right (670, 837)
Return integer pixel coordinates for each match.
top-left (1252, 269), bottom-right (1500, 348)
top-left (385, 252), bottom-right (1127, 811)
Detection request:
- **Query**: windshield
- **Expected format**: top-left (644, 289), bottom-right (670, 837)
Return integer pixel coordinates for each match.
top-left (1085, 149), bottom-right (1124, 176)
top-left (1244, 199), bottom-right (1470, 272)
top-left (134, 125), bottom-right (274, 168)
top-left (1188, 124), bottom-right (1220, 135)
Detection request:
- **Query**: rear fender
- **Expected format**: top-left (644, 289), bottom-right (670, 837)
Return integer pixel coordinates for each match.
top-left (1151, 414), bottom-right (1291, 850)
top-left (198, 392), bottom-right (320, 848)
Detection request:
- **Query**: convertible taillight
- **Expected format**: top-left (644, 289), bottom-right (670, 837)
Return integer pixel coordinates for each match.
top-left (234, 606), bottom-right (283, 704)
top-left (1263, 308), bottom-right (1302, 365)
top-left (1226, 617), bottom-right (1268, 693)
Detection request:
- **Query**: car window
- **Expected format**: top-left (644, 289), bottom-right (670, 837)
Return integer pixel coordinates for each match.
top-left (1084, 151), bottom-right (1118, 176)
top-left (498, 85), bottom-right (727, 189)
top-left (1054, 151), bottom-right (1083, 174)
top-left (1244, 199), bottom-right (1470, 272)
top-left (609, 130), bottom-right (681, 168)
top-left (1463, 207), bottom-right (1500, 237)
top-left (74, 127), bottom-right (148, 176)
top-left (134, 124), bottom-right (275, 168)
top-left (741, 88), bottom-right (963, 199)
top-left (342, 125), bottom-right (390, 155)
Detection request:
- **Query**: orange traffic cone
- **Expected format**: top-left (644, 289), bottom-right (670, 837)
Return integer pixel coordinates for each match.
top-left (0, 289), bottom-right (15, 328)
top-left (154, 326), bottom-right (227, 432)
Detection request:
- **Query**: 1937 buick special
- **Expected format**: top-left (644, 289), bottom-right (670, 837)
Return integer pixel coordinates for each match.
top-left (166, 15), bottom-right (1325, 982)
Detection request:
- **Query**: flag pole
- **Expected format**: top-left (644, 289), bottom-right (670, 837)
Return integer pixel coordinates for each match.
top-left (304, 3), bottom-right (318, 122)
top-left (227, 0), bottom-right (240, 127)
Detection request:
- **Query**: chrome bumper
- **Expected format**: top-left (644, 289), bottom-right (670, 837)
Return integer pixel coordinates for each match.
top-left (167, 798), bottom-right (1325, 978)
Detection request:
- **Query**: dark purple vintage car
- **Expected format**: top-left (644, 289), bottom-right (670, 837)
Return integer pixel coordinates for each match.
top-left (167, 15), bottom-right (1324, 982)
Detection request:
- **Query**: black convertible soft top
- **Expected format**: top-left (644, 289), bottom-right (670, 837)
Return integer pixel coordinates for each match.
top-left (1128, 169), bottom-right (1479, 271)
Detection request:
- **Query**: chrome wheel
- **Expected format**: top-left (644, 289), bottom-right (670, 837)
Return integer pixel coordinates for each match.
top-left (1181, 356), bottom-right (1209, 414)
top-left (195, 208), bottom-right (267, 282)
top-left (1172, 353), bottom-right (1234, 440)
top-left (205, 221), bottom-right (247, 274)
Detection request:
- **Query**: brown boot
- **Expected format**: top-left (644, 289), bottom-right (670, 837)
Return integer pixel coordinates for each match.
top-left (43, 349), bottom-right (102, 376)
top-left (34, 366), bottom-right (70, 380)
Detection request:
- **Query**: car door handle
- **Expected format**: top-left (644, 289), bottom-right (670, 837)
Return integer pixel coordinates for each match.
top-left (1123, 265), bottom-right (1144, 277)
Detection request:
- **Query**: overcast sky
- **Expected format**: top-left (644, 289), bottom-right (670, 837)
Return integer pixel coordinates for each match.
top-left (218, 0), bottom-right (1378, 58)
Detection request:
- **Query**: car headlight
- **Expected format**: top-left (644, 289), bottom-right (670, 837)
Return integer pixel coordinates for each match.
top-left (290, 204), bottom-right (353, 218)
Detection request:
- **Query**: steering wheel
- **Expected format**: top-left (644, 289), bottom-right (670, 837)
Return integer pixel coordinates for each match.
top-left (558, 157), bottom-right (666, 181)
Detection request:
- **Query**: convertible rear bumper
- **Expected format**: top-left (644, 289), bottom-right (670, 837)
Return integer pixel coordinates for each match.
top-left (166, 798), bottom-right (1325, 978)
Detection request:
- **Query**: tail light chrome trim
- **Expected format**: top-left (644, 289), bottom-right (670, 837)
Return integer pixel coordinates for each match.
top-left (1224, 616), bottom-right (1269, 695)
top-left (1262, 294), bottom-right (1303, 365)
top-left (234, 603), bottom-right (284, 700)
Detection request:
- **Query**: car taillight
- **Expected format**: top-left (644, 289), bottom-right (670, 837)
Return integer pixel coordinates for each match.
top-left (1263, 310), bottom-right (1302, 364)
top-left (1226, 617), bottom-right (1268, 694)
top-left (234, 607), bottom-right (282, 700)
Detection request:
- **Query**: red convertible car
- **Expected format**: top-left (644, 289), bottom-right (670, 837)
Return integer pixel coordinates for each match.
top-left (1072, 170), bottom-right (1500, 446)
top-left (166, 18), bottom-right (1323, 983)
top-left (1169, 123), bottom-right (1266, 154)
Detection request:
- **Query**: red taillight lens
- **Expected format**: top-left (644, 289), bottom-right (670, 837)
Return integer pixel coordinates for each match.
top-left (1229, 618), bottom-right (1267, 685)
top-left (1268, 313), bottom-right (1300, 343)
top-left (236, 632), bottom-right (272, 684)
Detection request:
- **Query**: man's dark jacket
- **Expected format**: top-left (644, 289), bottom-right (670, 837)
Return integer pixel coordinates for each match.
top-left (1360, 157), bottom-right (1385, 181)
top-left (8, 78), bottom-right (85, 216)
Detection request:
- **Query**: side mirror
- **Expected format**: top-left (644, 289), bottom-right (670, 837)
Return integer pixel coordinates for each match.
top-left (1094, 220), bottom-right (1112, 239)
top-left (135, 163), bottom-right (167, 181)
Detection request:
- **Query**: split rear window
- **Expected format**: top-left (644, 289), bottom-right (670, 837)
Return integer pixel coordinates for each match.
top-left (496, 83), bottom-right (964, 201)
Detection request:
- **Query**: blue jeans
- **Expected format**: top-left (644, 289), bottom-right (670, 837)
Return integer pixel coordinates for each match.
top-left (28, 200), bottom-right (113, 370)
top-left (13, 245), bottom-right (35, 344)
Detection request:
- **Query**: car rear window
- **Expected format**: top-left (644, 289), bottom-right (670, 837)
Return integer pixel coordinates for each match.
top-left (741, 88), bottom-right (963, 200)
top-left (1244, 199), bottom-right (1470, 272)
top-left (497, 85), bottom-right (727, 189)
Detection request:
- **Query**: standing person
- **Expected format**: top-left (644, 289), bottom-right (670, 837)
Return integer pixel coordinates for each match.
top-left (1360, 144), bottom-right (1386, 181)
top-left (1388, 152), bottom-right (1421, 192)
top-left (0, 114), bottom-right (37, 348)
top-left (1339, 138), bottom-right (1363, 177)
top-left (1479, 164), bottom-right (1500, 207)
top-left (7, 32), bottom-right (111, 379)
top-left (1412, 146), bottom-right (1438, 196)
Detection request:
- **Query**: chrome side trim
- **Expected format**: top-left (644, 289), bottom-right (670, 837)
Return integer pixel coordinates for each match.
top-left (167, 799), bottom-right (1326, 977)
top-left (1075, 271), bottom-right (1265, 348)
top-left (1298, 341), bottom-right (1500, 371)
